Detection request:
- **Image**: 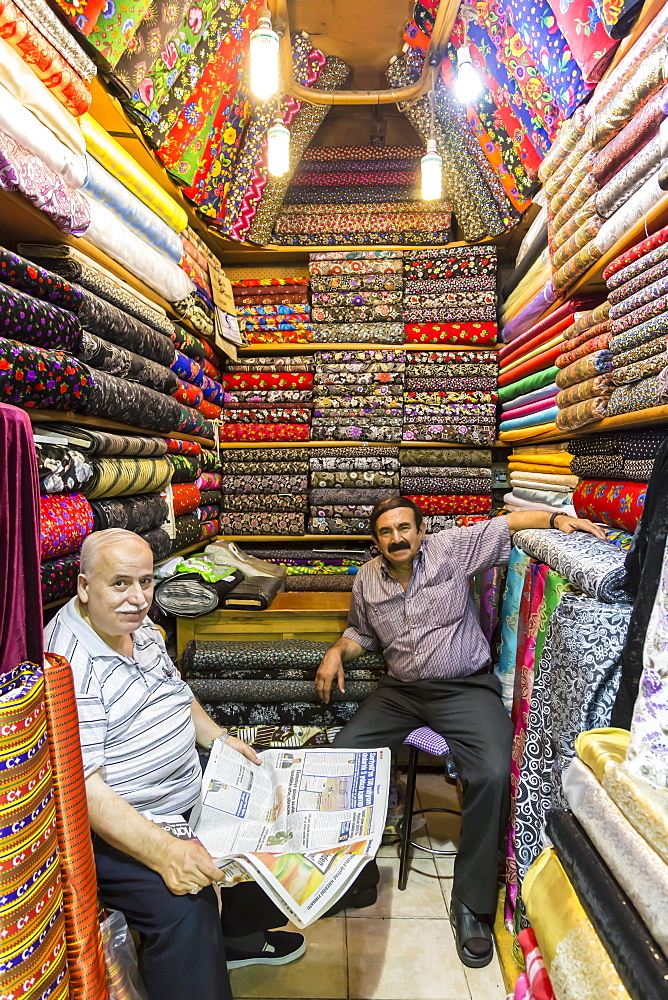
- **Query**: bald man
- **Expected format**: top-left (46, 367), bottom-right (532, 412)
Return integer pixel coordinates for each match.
top-left (44, 529), bottom-right (304, 1000)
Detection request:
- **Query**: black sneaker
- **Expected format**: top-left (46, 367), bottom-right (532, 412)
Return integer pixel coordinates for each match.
top-left (226, 930), bottom-right (306, 970)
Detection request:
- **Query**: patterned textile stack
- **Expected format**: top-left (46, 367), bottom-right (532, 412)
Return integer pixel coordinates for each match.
top-left (179, 228), bottom-right (215, 328)
top-left (271, 145), bottom-right (451, 246)
top-left (309, 250), bottom-right (405, 344)
top-left (552, 299), bottom-right (615, 432)
top-left (402, 349), bottom-right (498, 446)
top-left (403, 245), bottom-right (498, 334)
top-left (312, 349), bottom-right (405, 443)
top-left (181, 638), bottom-right (386, 730)
top-left (246, 545), bottom-right (370, 592)
top-left (168, 437), bottom-right (222, 547)
top-left (399, 446), bottom-right (494, 518)
top-left (219, 447), bottom-right (310, 537)
top-left (504, 443), bottom-right (577, 514)
top-left (221, 354), bottom-right (314, 444)
top-left (232, 275), bottom-right (313, 345)
top-left (308, 446), bottom-right (401, 536)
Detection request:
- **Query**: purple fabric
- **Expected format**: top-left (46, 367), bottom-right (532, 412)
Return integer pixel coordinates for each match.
top-left (404, 726), bottom-right (450, 755)
top-left (0, 404), bottom-right (42, 672)
top-left (502, 283), bottom-right (557, 343)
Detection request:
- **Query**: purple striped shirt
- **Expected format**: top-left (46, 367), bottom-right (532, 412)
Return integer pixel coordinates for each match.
top-left (343, 518), bottom-right (511, 681)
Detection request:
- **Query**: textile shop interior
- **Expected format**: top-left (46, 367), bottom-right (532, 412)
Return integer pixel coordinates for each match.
top-left (1, 0), bottom-right (668, 999)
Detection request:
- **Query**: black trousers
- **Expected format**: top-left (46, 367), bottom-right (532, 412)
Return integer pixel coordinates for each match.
top-left (94, 837), bottom-right (286, 1000)
top-left (332, 672), bottom-right (514, 915)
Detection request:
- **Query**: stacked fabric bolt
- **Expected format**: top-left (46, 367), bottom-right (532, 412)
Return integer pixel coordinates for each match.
top-left (552, 299), bottom-right (616, 431)
top-left (602, 223), bottom-right (668, 417)
top-left (308, 446), bottom-right (401, 535)
top-left (221, 362), bottom-right (313, 444)
top-left (181, 638), bottom-right (386, 730)
top-left (231, 276), bottom-right (312, 344)
top-left (399, 446), bottom-right (493, 517)
top-left (166, 438), bottom-right (222, 546)
top-left (271, 146), bottom-right (451, 245)
top-left (245, 546), bottom-right (369, 592)
top-left (180, 229), bottom-right (214, 315)
top-left (403, 245), bottom-right (497, 328)
top-left (505, 443), bottom-right (577, 513)
top-left (219, 446), bottom-right (310, 536)
top-left (312, 349), bottom-right (405, 442)
top-left (308, 250), bottom-right (404, 344)
top-left (402, 348), bottom-right (498, 446)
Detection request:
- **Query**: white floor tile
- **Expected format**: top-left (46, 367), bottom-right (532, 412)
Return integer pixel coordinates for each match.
top-left (463, 947), bottom-right (508, 1000)
top-left (346, 857), bottom-right (448, 920)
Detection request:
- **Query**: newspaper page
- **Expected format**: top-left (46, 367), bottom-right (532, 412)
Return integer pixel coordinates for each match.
top-left (191, 743), bottom-right (390, 857)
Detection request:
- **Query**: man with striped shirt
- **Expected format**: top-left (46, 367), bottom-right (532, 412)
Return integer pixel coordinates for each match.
top-left (44, 529), bottom-right (305, 1000)
top-left (315, 498), bottom-right (604, 968)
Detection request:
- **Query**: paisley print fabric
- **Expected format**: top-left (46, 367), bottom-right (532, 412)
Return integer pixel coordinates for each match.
top-left (218, 511), bottom-right (306, 535)
top-left (512, 529), bottom-right (630, 603)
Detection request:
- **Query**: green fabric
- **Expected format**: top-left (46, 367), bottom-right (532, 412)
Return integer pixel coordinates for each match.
top-left (176, 556), bottom-right (236, 583)
top-left (534, 569), bottom-right (572, 670)
top-left (498, 366), bottom-right (560, 404)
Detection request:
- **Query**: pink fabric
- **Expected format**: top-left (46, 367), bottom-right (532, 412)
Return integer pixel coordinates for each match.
top-left (515, 973), bottom-right (531, 1000)
top-left (500, 394), bottom-right (559, 420)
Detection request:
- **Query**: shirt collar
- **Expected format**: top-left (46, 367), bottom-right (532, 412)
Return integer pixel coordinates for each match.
top-left (379, 542), bottom-right (426, 579)
top-left (59, 597), bottom-right (146, 662)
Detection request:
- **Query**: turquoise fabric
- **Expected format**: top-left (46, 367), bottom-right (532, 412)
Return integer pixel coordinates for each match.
top-left (499, 405), bottom-right (559, 431)
top-left (495, 547), bottom-right (531, 710)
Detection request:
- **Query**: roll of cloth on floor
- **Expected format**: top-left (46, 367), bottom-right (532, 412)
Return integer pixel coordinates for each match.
top-left (219, 511), bottom-right (305, 535)
top-left (546, 808), bottom-right (668, 999)
top-left (563, 757), bottom-right (668, 959)
top-left (202, 699), bottom-right (362, 730)
top-left (605, 369), bottom-right (668, 414)
top-left (223, 493), bottom-right (306, 513)
top-left (556, 374), bottom-right (614, 407)
top-left (591, 85), bottom-right (668, 187)
top-left (498, 367), bottom-right (560, 404)
top-left (0, 0), bottom-right (90, 115)
top-left (90, 491), bottom-right (167, 532)
top-left (555, 396), bottom-right (610, 430)
top-left (180, 638), bottom-right (386, 678)
top-left (0, 663), bottom-right (69, 1000)
top-left (81, 154), bottom-right (183, 262)
top-left (0, 126), bottom-right (90, 234)
top-left (192, 672), bottom-right (374, 704)
top-left (171, 512), bottom-right (201, 552)
top-left (42, 424), bottom-right (168, 457)
top-left (401, 476), bottom-right (492, 495)
top-left (522, 848), bottom-right (632, 1000)
top-left (35, 440), bottom-right (94, 494)
top-left (41, 653), bottom-right (107, 1000)
top-left (0, 81), bottom-right (86, 187)
top-left (167, 454), bottom-right (202, 484)
top-left (40, 492), bottom-right (93, 558)
top-left (512, 528), bottom-right (630, 601)
top-left (77, 332), bottom-right (178, 393)
top-left (573, 480), bottom-right (647, 531)
top-left (80, 368), bottom-right (185, 433)
top-left (500, 407), bottom-right (560, 431)
top-left (41, 552), bottom-right (78, 602)
top-left (514, 593), bottom-right (631, 889)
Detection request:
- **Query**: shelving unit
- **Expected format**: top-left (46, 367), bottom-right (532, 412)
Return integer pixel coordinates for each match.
top-left (28, 409), bottom-right (216, 449)
top-left (237, 342), bottom-right (499, 353)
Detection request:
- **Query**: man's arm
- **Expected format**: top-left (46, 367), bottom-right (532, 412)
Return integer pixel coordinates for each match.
top-left (506, 510), bottom-right (606, 538)
top-left (190, 699), bottom-right (260, 764)
top-left (315, 636), bottom-right (367, 705)
top-left (86, 771), bottom-right (222, 895)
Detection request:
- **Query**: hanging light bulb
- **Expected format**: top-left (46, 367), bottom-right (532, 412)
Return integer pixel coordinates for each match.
top-left (249, 6), bottom-right (279, 101)
top-left (454, 45), bottom-right (483, 105)
top-left (267, 117), bottom-right (290, 176)
top-left (421, 138), bottom-right (442, 201)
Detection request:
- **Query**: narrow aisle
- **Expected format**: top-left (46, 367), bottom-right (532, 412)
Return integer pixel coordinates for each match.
top-left (230, 774), bottom-right (507, 1000)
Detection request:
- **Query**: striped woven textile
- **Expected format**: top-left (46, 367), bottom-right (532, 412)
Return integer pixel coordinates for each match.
top-left (43, 654), bottom-right (108, 1000)
top-left (0, 663), bottom-right (69, 1000)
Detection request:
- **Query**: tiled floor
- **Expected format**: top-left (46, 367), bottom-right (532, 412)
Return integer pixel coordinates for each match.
top-left (230, 773), bottom-right (508, 1000)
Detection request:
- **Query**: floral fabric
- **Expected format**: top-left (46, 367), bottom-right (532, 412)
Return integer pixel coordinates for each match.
top-left (40, 492), bottom-right (93, 558)
top-left (35, 440), bottom-right (93, 494)
top-left (221, 424), bottom-right (310, 442)
top-left (573, 480), bottom-right (647, 532)
top-left (404, 323), bottom-right (497, 345)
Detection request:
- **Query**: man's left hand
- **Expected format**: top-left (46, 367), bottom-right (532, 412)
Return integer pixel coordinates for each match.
top-left (553, 514), bottom-right (606, 539)
top-left (226, 735), bottom-right (261, 765)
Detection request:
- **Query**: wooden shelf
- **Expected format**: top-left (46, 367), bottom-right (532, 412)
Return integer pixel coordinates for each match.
top-left (29, 409), bottom-right (216, 448)
top-left (501, 405), bottom-right (668, 446)
top-left (238, 343), bottom-right (500, 353)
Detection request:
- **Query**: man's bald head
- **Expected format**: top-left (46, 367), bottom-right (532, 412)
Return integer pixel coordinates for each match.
top-left (79, 529), bottom-right (153, 579)
top-left (77, 530), bottom-right (155, 640)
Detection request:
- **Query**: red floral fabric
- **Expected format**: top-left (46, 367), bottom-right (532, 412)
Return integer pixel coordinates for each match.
top-left (222, 424), bottom-right (311, 442)
top-left (573, 479), bottom-right (647, 532)
top-left (40, 492), bottom-right (93, 559)
top-left (404, 323), bottom-right (497, 345)
top-left (222, 373), bottom-right (314, 390)
top-left (171, 483), bottom-right (202, 516)
top-left (404, 494), bottom-right (493, 515)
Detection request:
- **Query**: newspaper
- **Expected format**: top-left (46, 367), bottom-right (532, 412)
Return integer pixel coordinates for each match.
top-left (184, 742), bottom-right (390, 926)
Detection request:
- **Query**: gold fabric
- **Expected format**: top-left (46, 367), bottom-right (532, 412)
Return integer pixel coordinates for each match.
top-left (575, 728), bottom-right (630, 782)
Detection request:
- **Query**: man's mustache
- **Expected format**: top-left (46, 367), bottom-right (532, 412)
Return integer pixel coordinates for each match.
top-left (388, 541), bottom-right (410, 553)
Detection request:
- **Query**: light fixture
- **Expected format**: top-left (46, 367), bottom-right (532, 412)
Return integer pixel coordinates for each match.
top-left (249, 5), bottom-right (279, 101)
top-left (421, 89), bottom-right (442, 201)
top-left (267, 116), bottom-right (290, 176)
top-left (454, 45), bottom-right (483, 105)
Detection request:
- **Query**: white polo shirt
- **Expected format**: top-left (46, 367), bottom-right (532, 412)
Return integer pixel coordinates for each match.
top-left (44, 598), bottom-right (202, 816)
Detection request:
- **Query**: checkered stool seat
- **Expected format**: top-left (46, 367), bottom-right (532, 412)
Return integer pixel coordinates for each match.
top-left (398, 727), bottom-right (461, 891)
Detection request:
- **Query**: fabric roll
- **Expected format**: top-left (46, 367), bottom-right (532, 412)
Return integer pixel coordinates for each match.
top-left (592, 86), bottom-right (668, 186)
top-left (223, 493), bottom-right (305, 513)
top-left (500, 407), bottom-right (559, 431)
top-left (0, 81), bottom-right (86, 187)
top-left (42, 425), bottom-right (168, 457)
top-left (556, 375), bottom-right (614, 407)
top-left (546, 809), bottom-right (668, 1000)
top-left (35, 439), bottom-right (93, 494)
top-left (595, 135), bottom-right (662, 219)
top-left (556, 396), bottom-right (610, 430)
top-left (168, 454), bottom-right (202, 484)
top-left (140, 526), bottom-right (172, 561)
top-left (606, 370), bottom-right (668, 415)
top-left (401, 476), bottom-right (492, 495)
top-left (510, 472), bottom-right (578, 488)
top-left (555, 353), bottom-right (612, 389)
top-left (155, 567), bottom-right (244, 618)
top-left (594, 176), bottom-right (665, 259)
top-left (512, 529), bottom-right (630, 602)
top-left (81, 368), bottom-right (185, 434)
top-left (557, 333), bottom-right (613, 369)
top-left (171, 484), bottom-right (202, 516)
top-left (41, 551), bottom-right (79, 603)
top-left (77, 332), bottom-right (178, 394)
top-left (171, 512), bottom-right (202, 552)
top-left (403, 495), bottom-right (491, 515)
top-left (511, 486), bottom-right (572, 507)
top-left (573, 480), bottom-right (647, 531)
top-left (219, 511), bottom-right (306, 535)
top-left (0, 282), bottom-right (82, 353)
top-left (90, 492), bottom-right (167, 533)
top-left (40, 492), bottom-right (93, 558)
top-left (191, 677), bottom-right (375, 703)
top-left (498, 367), bottom-right (560, 404)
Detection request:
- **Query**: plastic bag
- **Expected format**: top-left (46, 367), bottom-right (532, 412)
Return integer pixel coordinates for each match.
top-left (100, 909), bottom-right (148, 1000)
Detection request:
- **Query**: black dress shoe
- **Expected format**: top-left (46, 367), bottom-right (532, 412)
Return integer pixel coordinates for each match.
top-left (449, 895), bottom-right (494, 968)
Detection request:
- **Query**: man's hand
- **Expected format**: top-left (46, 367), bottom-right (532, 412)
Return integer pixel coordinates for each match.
top-left (226, 735), bottom-right (261, 765)
top-left (553, 514), bottom-right (606, 539)
top-left (155, 835), bottom-right (222, 895)
top-left (315, 649), bottom-right (346, 704)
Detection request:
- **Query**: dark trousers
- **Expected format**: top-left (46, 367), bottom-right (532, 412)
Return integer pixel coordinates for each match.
top-left (332, 672), bottom-right (514, 915)
top-left (94, 837), bottom-right (287, 1000)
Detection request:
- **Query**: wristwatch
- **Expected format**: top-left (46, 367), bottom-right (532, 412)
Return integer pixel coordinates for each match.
top-left (549, 511), bottom-right (565, 529)
top-left (207, 729), bottom-right (230, 751)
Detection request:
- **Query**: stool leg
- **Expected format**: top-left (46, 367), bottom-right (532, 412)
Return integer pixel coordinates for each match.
top-left (398, 747), bottom-right (418, 891)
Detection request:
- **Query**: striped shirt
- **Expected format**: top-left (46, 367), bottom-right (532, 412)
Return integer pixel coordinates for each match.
top-left (44, 599), bottom-right (201, 816)
top-left (343, 518), bottom-right (511, 681)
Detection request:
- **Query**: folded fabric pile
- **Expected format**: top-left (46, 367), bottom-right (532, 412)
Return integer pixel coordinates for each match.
top-left (167, 438), bottom-right (222, 546)
top-left (271, 145), bottom-right (451, 245)
top-left (402, 348), bottom-right (498, 446)
top-left (232, 275), bottom-right (313, 345)
top-left (505, 444), bottom-right (576, 513)
top-left (399, 446), bottom-right (493, 517)
top-left (312, 349), bottom-right (405, 442)
top-left (246, 545), bottom-right (370, 592)
top-left (403, 245), bottom-right (497, 330)
top-left (181, 638), bottom-right (386, 730)
top-left (179, 227), bottom-right (215, 324)
top-left (551, 299), bottom-right (616, 431)
top-left (221, 355), bottom-right (314, 444)
top-left (308, 446), bottom-right (401, 536)
top-left (602, 223), bottom-right (668, 417)
top-left (309, 250), bottom-right (404, 344)
top-left (219, 446), bottom-right (310, 537)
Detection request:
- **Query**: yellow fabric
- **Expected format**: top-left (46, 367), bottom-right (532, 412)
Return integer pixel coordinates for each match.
top-left (509, 462), bottom-right (573, 476)
top-left (0, 36), bottom-right (85, 154)
top-left (80, 115), bottom-right (187, 233)
top-left (501, 265), bottom-right (552, 321)
top-left (523, 849), bottom-right (631, 1000)
top-left (503, 257), bottom-right (545, 310)
top-left (499, 333), bottom-right (565, 376)
top-left (510, 451), bottom-right (573, 467)
top-left (513, 441), bottom-right (571, 454)
top-left (499, 423), bottom-right (558, 442)
top-left (575, 728), bottom-right (630, 782)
